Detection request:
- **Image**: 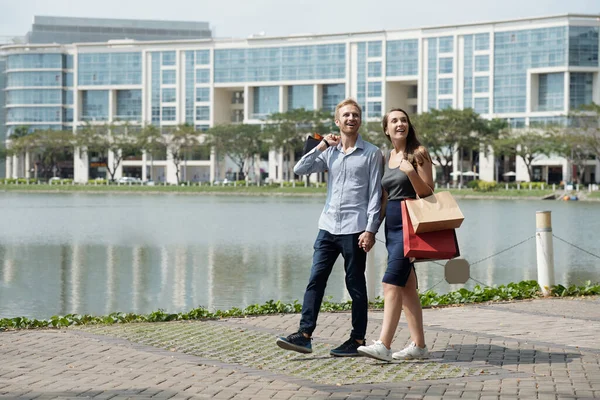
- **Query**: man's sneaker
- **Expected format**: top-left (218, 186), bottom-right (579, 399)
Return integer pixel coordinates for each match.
top-left (357, 340), bottom-right (392, 362)
top-left (392, 342), bottom-right (429, 360)
top-left (330, 337), bottom-right (364, 357)
top-left (276, 332), bottom-right (312, 354)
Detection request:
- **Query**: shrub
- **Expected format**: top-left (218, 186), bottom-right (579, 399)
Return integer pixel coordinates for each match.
top-left (473, 180), bottom-right (498, 192)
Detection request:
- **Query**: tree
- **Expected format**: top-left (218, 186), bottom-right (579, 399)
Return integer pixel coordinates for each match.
top-left (75, 123), bottom-right (140, 181)
top-left (414, 108), bottom-right (489, 184)
top-left (262, 108), bottom-right (334, 180)
top-left (493, 130), bottom-right (552, 182)
top-left (360, 120), bottom-right (388, 150)
top-left (137, 124), bottom-right (163, 181)
top-left (205, 123), bottom-right (263, 181)
top-left (548, 130), bottom-right (593, 184)
top-left (158, 124), bottom-right (200, 184)
top-left (8, 129), bottom-right (75, 179)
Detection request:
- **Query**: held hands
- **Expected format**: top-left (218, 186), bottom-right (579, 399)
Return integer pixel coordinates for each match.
top-left (358, 231), bottom-right (375, 253)
top-left (317, 134), bottom-right (341, 151)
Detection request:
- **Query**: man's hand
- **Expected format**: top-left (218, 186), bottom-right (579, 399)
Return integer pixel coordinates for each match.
top-left (317, 134), bottom-right (341, 151)
top-left (358, 231), bottom-right (375, 252)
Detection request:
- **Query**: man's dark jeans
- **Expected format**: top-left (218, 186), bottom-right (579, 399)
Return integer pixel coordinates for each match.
top-left (299, 229), bottom-right (368, 340)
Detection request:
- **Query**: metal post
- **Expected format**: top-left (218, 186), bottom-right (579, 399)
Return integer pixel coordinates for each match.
top-left (536, 211), bottom-right (555, 296)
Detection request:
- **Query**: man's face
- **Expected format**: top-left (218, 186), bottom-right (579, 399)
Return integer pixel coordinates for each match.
top-left (335, 105), bottom-right (361, 135)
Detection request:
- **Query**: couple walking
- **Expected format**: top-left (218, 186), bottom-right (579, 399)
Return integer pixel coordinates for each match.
top-left (276, 98), bottom-right (434, 362)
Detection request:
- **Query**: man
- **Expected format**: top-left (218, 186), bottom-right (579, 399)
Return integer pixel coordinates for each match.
top-left (276, 98), bottom-right (382, 357)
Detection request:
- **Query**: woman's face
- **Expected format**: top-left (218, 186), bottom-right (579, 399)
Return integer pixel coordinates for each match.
top-left (385, 110), bottom-right (410, 141)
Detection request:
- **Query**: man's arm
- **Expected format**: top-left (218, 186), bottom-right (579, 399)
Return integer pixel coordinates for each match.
top-left (293, 144), bottom-right (328, 176)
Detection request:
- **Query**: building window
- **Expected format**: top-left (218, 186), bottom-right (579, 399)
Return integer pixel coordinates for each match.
top-left (439, 36), bottom-right (454, 53)
top-left (367, 82), bottom-right (382, 97)
top-left (438, 78), bottom-right (453, 95)
top-left (195, 106), bottom-right (210, 121)
top-left (162, 51), bottom-right (176, 66)
top-left (474, 33), bottom-right (490, 51)
top-left (195, 87), bottom-right (210, 103)
top-left (474, 55), bottom-right (489, 72)
top-left (367, 101), bottom-right (382, 117)
top-left (438, 99), bottom-right (453, 109)
top-left (474, 77), bottom-right (489, 93)
top-left (474, 98), bottom-right (489, 114)
top-left (162, 70), bottom-right (176, 85)
top-left (161, 106), bottom-right (176, 121)
top-left (195, 68), bottom-right (210, 83)
top-left (439, 58), bottom-right (453, 74)
top-left (162, 88), bottom-right (176, 103)
top-left (287, 85), bottom-right (314, 110)
top-left (367, 61), bottom-right (382, 78)
top-left (195, 50), bottom-right (210, 65)
top-left (367, 41), bottom-right (382, 57)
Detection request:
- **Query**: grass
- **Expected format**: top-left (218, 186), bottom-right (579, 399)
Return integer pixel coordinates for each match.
top-left (1, 183), bottom-right (597, 200)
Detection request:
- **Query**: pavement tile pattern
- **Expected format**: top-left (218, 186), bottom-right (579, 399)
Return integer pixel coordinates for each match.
top-left (0, 296), bottom-right (599, 399)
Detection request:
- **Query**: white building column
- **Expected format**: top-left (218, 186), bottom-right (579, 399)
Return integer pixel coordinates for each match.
top-left (277, 148), bottom-right (284, 182)
top-left (24, 151), bottom-right (31, 179)
top-left (141, 151), bottom-right (148, 181)
top-left (5, 156), bottom-right (12, 179)
top-left (209, 147), bottom-right (216, 183)
top-left (12, 154), bottom-right (19, 178)
top-left (268, 149), bottom-right (278, 183)
top-left (166, 146), bottom-right (177, 184)
top-left (73, 147), bottom-right (89, 183)
top-left (479, 145), bottom-right (495, 182)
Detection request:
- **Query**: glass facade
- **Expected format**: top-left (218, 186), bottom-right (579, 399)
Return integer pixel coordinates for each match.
top-left (7, 107), bottom-right (62, 123)
top-left (214, 44), bottom-right (345, 83)
top-left (185, 51), bottom-right (195, 124)
top-left (116, 90), bottom-right (142, 121)
top-left (81, 90), bottom-right (109, 121)
top-left (357, 42), bottom-right (367, 107)
top-left (287, 85), bottom-right (314, 110)
top-left (386, 39), bottom-right (418, 77)
top-left (322, 84), bottom-right (345, 113)
top-left (195, 106), bottom-right (210, 121)
top-left (7, 71), bottom-right (63, 87)
top-left (463, 35), bottom-right (474, 109)
top-left (7, 54), bottom-right (63, 69)
top-left (538, 73), bottom-right (564, 112)
top-left (7, 89), bottom-right (62, 104)
top-left (570, 72), bottom-right (594, 110)
top-left (494, 27), bottom-right (567, 113)
top-left (78, 52), bottom-right (142, 85)
top-left (427, 39), bottom-right (438, 110)
top-left (569, 26), bottom-right (599, 67)
top-left (253, 86), bottom-right (279, 119)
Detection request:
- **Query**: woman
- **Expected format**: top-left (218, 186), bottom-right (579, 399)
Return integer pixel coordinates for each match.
top-left (357, 108), bottom-right (434, 362)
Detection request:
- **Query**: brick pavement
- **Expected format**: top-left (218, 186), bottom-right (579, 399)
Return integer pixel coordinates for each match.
top-left (0, 296), bottom-right (599, 399)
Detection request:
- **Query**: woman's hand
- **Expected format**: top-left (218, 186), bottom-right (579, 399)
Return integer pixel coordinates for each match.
top-left (398, 158), bottom-right (414, 174)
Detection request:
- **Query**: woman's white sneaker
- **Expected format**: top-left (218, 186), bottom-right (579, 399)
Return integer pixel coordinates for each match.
top-left (357, 340), bottom-right (392, 362)
top-left (392, 342), bottom-right (429, 360)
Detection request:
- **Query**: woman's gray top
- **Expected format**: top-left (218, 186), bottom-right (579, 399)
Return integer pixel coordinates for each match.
top-left (381, 149), bottom-right (416, 201)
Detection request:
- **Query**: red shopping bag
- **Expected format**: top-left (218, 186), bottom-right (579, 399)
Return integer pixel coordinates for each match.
top-left (401, 201), bottom-right (460, 260)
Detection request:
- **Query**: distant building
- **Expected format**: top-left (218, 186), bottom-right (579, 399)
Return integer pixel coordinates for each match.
top-left (25, 16), bottom-right (212, 44)
top-left (2, 14), bottom-right (599, 184)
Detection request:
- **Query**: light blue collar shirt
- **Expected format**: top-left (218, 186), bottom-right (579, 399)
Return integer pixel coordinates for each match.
top-left (294, 135), bottom-right (382, 235)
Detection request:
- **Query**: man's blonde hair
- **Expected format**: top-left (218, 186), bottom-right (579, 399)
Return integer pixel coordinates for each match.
top-left (334, 98), bottom-right (362, 120)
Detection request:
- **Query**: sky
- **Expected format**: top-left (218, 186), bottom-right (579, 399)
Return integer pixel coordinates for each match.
top-left (0, 0), bottom-right (598, 39)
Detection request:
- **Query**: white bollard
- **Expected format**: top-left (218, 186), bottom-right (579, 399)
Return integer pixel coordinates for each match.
top-left (536, 211), bottom-right (555, 296)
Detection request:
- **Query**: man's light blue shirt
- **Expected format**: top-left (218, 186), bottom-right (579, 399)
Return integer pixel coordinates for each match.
top-left (294, 135), bottom-right (382, 235)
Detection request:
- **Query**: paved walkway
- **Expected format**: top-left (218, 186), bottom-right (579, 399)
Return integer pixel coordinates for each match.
top-left (1, 296), bottom-right (599, 399)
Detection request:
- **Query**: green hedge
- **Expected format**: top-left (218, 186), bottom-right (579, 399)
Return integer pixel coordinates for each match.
top-left (1, 280), bottom-right (599, 330)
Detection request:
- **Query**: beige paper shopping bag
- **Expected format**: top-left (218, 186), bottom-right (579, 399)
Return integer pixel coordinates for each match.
top-left (404, 191), bottom-right (464, 233)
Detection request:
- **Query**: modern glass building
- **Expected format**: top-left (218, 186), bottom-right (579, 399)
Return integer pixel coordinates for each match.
top-left (25, 16), bottom-right (212, 44)
top-left (2, 14), bottom-right (599, 184)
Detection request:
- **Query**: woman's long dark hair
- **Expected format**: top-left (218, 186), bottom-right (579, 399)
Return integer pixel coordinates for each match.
top-left (382, 108), bottom-right (429, 166)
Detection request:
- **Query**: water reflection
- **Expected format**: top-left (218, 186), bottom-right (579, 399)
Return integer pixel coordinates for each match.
top-left (0, 193), bottom-right (599, 319)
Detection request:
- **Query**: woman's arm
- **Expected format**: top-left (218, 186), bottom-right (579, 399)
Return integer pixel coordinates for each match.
top-left (380, 188), bottom-right (389, 224)
top-left (400, 146), bottom-right (434, 197)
